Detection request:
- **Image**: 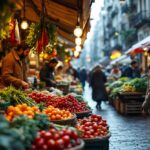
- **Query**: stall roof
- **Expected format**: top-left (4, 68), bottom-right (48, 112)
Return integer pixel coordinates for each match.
top-left (110, 55), bottom-right (131, 65)
top-left (126, 36), bottom-right (150, 55)
top-left (12, 0), bottom-right (93, 47)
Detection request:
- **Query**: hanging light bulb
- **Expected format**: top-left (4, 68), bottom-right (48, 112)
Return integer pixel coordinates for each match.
top-left (119, 0), bottom-right (125, 4)
top-left (74, 50), bottom-right (79, 58)
top-left (21, 20), bottom-right (28, 30)
top-left (21, 0), bottom-right (28, 30)
top-left (75, 45), bottom-right (81, 52)
top-left (75, 37), bottom-right (81, 45)
top-left (74, 26), bottom-right (83, 37)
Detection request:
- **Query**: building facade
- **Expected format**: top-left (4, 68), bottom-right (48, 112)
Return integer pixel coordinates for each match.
top-left (99, 0), bottom-right (150, 59)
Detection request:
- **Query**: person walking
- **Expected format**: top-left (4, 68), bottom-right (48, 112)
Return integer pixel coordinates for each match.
top-left (39, 58), bottom-right (58, 87)
top-left (1, 42), bottom-right (30, 89)
top-left (90, 65), bottom-right (108, 109)
top-left (79, 67), bottom-right (87, 90)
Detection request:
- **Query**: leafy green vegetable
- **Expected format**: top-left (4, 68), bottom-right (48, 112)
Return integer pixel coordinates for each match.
top-left (0, 115), bottom-right (25, 150)
top-left (10, 115), bottom-right (38, 148)
top-left (33, 114), bottom-right (51, 130)
top-left (0, 86), bottom-right (37, 107)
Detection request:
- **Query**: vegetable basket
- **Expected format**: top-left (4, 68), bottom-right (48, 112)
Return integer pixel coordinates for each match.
top-left (71, 139), bottom-right (85, 150)
top-left (76, 110), bottom-right (92, 119)
top-left (56, 83), bottom-right (70, 95)
top-left (50, 114), bottom-right (77, 126)
top-left (83, 133), bottom-right (111, 150)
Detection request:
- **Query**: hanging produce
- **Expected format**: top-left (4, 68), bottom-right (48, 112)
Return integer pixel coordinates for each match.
top-left (26, 22), bottom-right (57, 54)
top-left (26, 0), bottom-right (57, 54)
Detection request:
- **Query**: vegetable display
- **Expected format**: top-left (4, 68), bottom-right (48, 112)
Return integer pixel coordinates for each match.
top-left (5, 104), bottom-right (40, 121)
top-left (0, 86), bottom-right (36, 107)
top-left (76, 114), bottom-right (108, 139)
top-left (42, 105), bottom-right (73, 120)
top-left (0, 86), bottom-right (110, 149)
top-left (29, 92), bottom-right (90, 113)
top-left (109, 77), bottom-right (147, 99)
top-left (30, 128), bottom-right (81, 150)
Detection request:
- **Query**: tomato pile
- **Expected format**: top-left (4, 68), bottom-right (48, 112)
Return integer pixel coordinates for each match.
top-left (5, 104), bottom-right (40, 121)
top-left (43, 105), bottom-right (73, 120)
top-left (28, 91), bottom-right (54, 103)
top-left (30, 128), bottom-right (81, 150)
top-left (29, 92), bottom-right (89, 113)
top-left (76, 114), bottom-right (108, 139)
top-left (52, 95), bottom-right (89, 113)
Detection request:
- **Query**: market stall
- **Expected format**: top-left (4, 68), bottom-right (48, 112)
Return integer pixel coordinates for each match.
top-left (107, 77), bottom-right (147, 114)
top-left (0, 86), bottom-right (111, 150)
top-left (0, 1), bottom-right (113, 149)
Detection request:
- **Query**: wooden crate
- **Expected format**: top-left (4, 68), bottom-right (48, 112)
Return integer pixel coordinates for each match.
top-left (114, 98), bottom-right (121, 112)
top-left (119, 100), bottom-right (143, 115)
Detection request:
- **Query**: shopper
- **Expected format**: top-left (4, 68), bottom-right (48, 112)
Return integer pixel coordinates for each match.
top-left (79, 67), bottom-right (87, 90)
top-left (39, 58), bottom-right (58, 87)
top-left (90, 65), bottom-right (108, 109)
top-left (122, 61), bottom-right (141, 78)
top-left (1, 42), bottom-right (30, 89)
top-left (66, 65), bottom-right (79, 80)
top-left (110, 64), bottom-right (121, 80)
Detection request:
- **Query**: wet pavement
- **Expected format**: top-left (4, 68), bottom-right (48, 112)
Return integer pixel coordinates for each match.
top-left (83, 84), bottom-right (150, 150)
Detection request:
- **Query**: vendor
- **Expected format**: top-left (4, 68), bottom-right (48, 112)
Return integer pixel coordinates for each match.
top-left (39, 58), bottom-right (58, 87)
top-left (1, 42), bottom-right (30, 89)
top-left (55, 65), bottom-right (64, 81)
top-left (110, 64), bottom-right (121, 80)
top-left (122, 61), bottom-right (141, 78)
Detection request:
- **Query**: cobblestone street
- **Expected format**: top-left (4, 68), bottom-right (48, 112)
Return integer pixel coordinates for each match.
top-left (83, 84), bottom-right (150, 150)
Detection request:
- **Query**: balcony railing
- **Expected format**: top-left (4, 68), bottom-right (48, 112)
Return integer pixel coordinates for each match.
top-left (129, 10), bottom-right (150, 28)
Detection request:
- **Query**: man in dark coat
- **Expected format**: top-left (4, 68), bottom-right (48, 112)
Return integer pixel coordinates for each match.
top-left (122, 61), bottom-right (141, 78)
top-left (90, 65), bottom-right (108, 109)
top-left (39, 58), bottom-right (58, 87)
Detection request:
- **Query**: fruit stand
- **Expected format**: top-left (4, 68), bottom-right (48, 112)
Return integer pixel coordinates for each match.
top-left (107, 77), bottom-right (147, 114)
top-left (0, 86), bottom-right (111, 150)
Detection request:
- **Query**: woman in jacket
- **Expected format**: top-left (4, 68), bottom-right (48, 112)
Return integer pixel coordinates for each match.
top-left (90, 65), bottom-right (108, 109)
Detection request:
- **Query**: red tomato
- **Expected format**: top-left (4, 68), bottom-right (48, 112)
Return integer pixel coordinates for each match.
top-left (54, 133), bottom-right (60, 140)
top-left (36, 138), bottom-right (45, 148)
top-left (55, 139), bottom-right (64, 150)
top-left (62, 135), bottom-right (70, 144)
top-left (41, 144), bottom-right (48, 150)
top-left (47, 139), bottom-right (55, 148)
top-left (43, 132), bottom-right (52, 140)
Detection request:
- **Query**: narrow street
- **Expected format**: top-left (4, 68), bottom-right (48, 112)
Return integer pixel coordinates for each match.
top-left (83, 84), bottom-right (150, 150)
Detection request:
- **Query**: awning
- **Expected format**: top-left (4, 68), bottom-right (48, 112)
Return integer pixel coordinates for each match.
top-left (110, 55), bottom-right (131, 65)
top-left (126, 35), bottom-right (150, 55)
top-left (11, 0), bottom-right (93, 47)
